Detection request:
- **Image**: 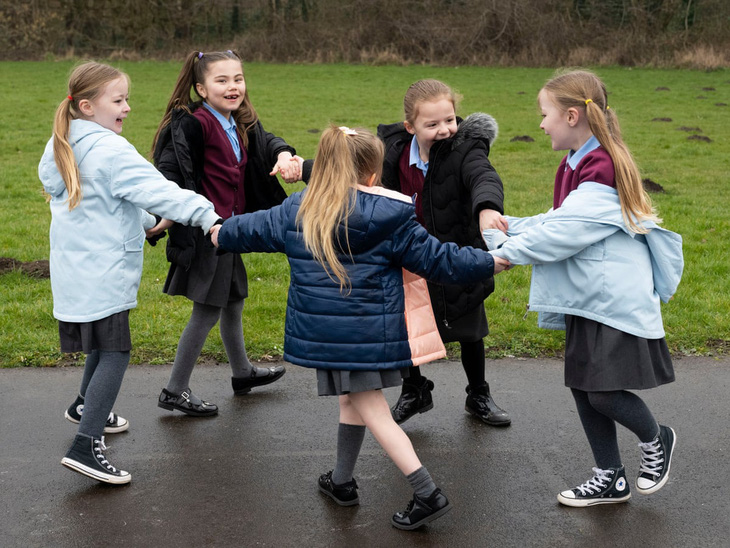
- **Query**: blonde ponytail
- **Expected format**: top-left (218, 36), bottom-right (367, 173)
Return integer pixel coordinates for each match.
top-left (544, 69), bottom-right (659, 233)
top-left (296, 126), bottom-right (384, 291)
top-left (52, 62), bottom-right (128, 210)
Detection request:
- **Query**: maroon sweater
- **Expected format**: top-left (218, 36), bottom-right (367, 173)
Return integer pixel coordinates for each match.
top-left (398, 143), bottom-right (426, 226)
top-left (193, 107), bottom-right (248, 218)
top-left (554, 146), bottom-right (615, 209)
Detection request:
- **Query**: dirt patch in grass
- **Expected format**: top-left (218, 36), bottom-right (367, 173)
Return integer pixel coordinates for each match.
top-left (0, 257), bottom-right (50, 278)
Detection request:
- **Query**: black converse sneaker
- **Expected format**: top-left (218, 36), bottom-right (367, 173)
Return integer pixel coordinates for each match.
top-left (557, 466), bottom-right (631, 507)
top-left (64, 394), bottom-right (129, 434)
top-left (61, 434), bottom-right (131, 485)
top-left (637, 425), bottom-right (676, 495)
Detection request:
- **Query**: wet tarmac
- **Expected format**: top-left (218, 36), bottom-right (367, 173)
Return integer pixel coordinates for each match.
top-left (1, 355), bottom-right (728, 547)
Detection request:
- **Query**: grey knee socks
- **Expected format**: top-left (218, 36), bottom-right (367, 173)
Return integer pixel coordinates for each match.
top-left (332, 423), bottom-right (366, 485)
top-left (407, 466), bottom-right (437, 499)
top-left (219, 299), bottom-right (254, 378)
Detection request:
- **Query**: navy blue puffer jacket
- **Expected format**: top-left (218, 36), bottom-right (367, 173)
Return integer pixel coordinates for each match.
top-left (217, 185), bottom-right (495, 371)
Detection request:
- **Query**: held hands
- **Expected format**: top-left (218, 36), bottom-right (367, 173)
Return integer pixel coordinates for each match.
top-left (210, 224), bottom-right (222, 248)
top-left (270, 152), bottom-right (304, 183)
top-left (492, 256), bottom-right (512, 274)
top-left (479, 209), bottom-right (508, 233)
top-left (146, 217), bottom-right (173, 238)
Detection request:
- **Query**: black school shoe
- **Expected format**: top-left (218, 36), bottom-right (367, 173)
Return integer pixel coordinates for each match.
top-left (391, 488), bottom-right (452, 530)
top-left (64, 394), bottom-right (129, 434)
top-left (61, 434), bottom-right (131, 485)
top-left (318, 471), bottom-right (359, 506)
top-left (557, 466), bottom-right (631, 507)
top-left (158, 388), bottom-right (218, 417)
top-left (637, 425), bottom-right (677, 495)
top-left (390, 378), bottom-right (435, 424)
top-left (465, 383), bottom-right (511, 426)
top-left (231, 365), bottom-right (286, 395)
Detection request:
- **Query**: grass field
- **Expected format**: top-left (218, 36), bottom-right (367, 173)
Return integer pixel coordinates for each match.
top-left (1, 61), bottom-right (728, 367)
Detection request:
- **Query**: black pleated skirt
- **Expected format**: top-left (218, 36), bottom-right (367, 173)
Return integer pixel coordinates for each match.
top-left (58, 310), bottom-right (132, 354)
top-left (564, 315), bottom-right (675, 392)
top-left (164, 244), bottom-right (247, 307)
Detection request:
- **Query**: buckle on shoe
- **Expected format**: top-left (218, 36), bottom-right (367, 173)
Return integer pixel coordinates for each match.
top-left (181, 391), bottom-right (191, 403)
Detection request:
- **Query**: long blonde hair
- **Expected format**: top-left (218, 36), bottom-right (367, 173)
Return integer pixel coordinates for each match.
top-left (151, 50), bottom-right (258, 155)
top-left (52, 62), bottom-right (129, 210)
top-left (296, 126), bottom-right (384, 291)
top-left (543, 69), bottom-right (660, 233)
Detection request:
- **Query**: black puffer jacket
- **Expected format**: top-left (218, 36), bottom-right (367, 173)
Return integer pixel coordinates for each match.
top-left (153, 104), bottom-right (293, 269)
top-left (378, 113), bottom-right (504, 330)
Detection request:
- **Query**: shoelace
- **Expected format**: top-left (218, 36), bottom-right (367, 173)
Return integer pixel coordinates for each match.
top-left (638, 438), bottom-right (664, 478)
top-left (574, 467), bottom-right (613, 495)
top-left (93, 437), bottom-right (118, 473)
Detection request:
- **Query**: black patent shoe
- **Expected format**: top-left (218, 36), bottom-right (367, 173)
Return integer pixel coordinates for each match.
top-left (318, 470), bottom-right (359, 506)
top-left (465, 383), bottom-right (511, 426)
top-left (231, 365), bottom-right (286, 395)
top-left (391, 378), bottom-right (435, 424)
top-left (158, 388), bottom-right (218, 417)
top-left (391, 488), bottom-right (452, 530)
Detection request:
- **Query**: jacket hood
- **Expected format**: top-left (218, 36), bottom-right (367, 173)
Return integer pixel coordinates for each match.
top-left (39, 120), bottom-right (114, 197)
top-left (453, 112), bottom-right (498, 148)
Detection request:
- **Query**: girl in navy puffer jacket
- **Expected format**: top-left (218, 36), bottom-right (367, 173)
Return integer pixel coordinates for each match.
top-left (212, 126), bottom-right (509, 530)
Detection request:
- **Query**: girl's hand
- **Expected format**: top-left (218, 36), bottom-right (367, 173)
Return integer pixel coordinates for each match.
top-left (270, 152), bottom-right (301, 183)
top-left (210, 224), bottom-right (222, 248)
top-left (479, 209), bottom-right (508, 233)
top-left (146, 217), bottom-right (173, 238)
top-left (492, 256), bottom-right (512, 274)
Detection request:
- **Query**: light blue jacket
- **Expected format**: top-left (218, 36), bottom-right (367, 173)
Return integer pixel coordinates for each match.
top-left (39, 119), bottom-right (219, 322)
top-left (483, 182), bottom-right (683, 339)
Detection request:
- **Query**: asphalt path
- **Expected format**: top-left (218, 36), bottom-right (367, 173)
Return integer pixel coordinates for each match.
top-left (1, 355), bottom-right (728, 547)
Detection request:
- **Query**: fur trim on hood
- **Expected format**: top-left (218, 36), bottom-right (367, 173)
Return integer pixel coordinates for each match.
top-left (453, 112), bottom-right (498, 149)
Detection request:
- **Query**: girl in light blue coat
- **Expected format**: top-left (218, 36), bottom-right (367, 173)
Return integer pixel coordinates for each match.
top-left (483, 70), bottom-right (683, 508)
top-left (39, 62), bottom-right (220, 485)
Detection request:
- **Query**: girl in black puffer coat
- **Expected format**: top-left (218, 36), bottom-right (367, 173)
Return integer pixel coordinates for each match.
top-left (377, 79), bottom-right (511, 427)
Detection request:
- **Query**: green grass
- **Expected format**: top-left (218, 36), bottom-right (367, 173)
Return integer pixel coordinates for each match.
top-left (1, 61), bottom-right (728, 366)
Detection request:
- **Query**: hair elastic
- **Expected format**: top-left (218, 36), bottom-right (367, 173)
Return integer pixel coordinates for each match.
top-left (67, 95), bottom-right (73, 101)
top-left (339, 126), bottom-right (357, 135)
top-left (584, 99), bottom-right (593, 105)
top-left (197, 52), bottom-right (204, 59)
top-left (606, 105), bottom-right (611, 110)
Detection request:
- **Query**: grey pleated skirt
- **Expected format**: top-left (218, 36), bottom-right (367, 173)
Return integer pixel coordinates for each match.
top-left (58, 310), bottom-right (132, 354)
top-left (564, 315), bottom-right (675, 392)
top-left (317, 368), bottom-right (404, 396)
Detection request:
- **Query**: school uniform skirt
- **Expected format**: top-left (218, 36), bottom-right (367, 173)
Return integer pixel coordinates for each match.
top-left (564, 315), bottom-right (675, 392)
top-left (317, 369), bottom-right (404, 396)
top-left (58, 310), bottom-right (132, 354)
top-left (164, 241), bottom-right (247, 307)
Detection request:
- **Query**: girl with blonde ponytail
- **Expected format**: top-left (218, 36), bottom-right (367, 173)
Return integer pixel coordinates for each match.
top-left (39, 61), bottom-right (220, 486)
top-left (213, 125), bottom-right (509, 530)
top-left (482, 69), bottom-right (684, 508)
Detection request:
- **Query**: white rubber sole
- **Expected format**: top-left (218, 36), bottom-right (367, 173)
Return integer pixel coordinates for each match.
top-left (64, 410), bottom-right (130, 434)
top-left (61, 457), bottom-right (131, 485)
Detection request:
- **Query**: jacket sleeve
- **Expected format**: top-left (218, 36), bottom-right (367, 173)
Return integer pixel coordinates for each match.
top-left (257, 122), bottom-right (296, 164)
top-left (392, 211), bottom-right (494, 284)
top-left (489, 213), bottom-right (619, 265)
top-left (462, 144), bottom-right (504, 217)
top-left (106, 137), bottom-right (219, 232)
top-left (217, 197), bottom-right (291, 254)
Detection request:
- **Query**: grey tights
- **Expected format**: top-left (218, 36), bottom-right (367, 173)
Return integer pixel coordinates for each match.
top-left (571, 388), bottom-right (660, 469)
top-left (78, 350), bottom-right (130, 439)
top-left (166, 299), bottom-right (253, 396)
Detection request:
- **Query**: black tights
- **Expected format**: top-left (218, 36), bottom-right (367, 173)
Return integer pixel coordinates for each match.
top-left (571, 388), bottom-right (659, 469)
top-left (406, 339), bottom-right (486, 390)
